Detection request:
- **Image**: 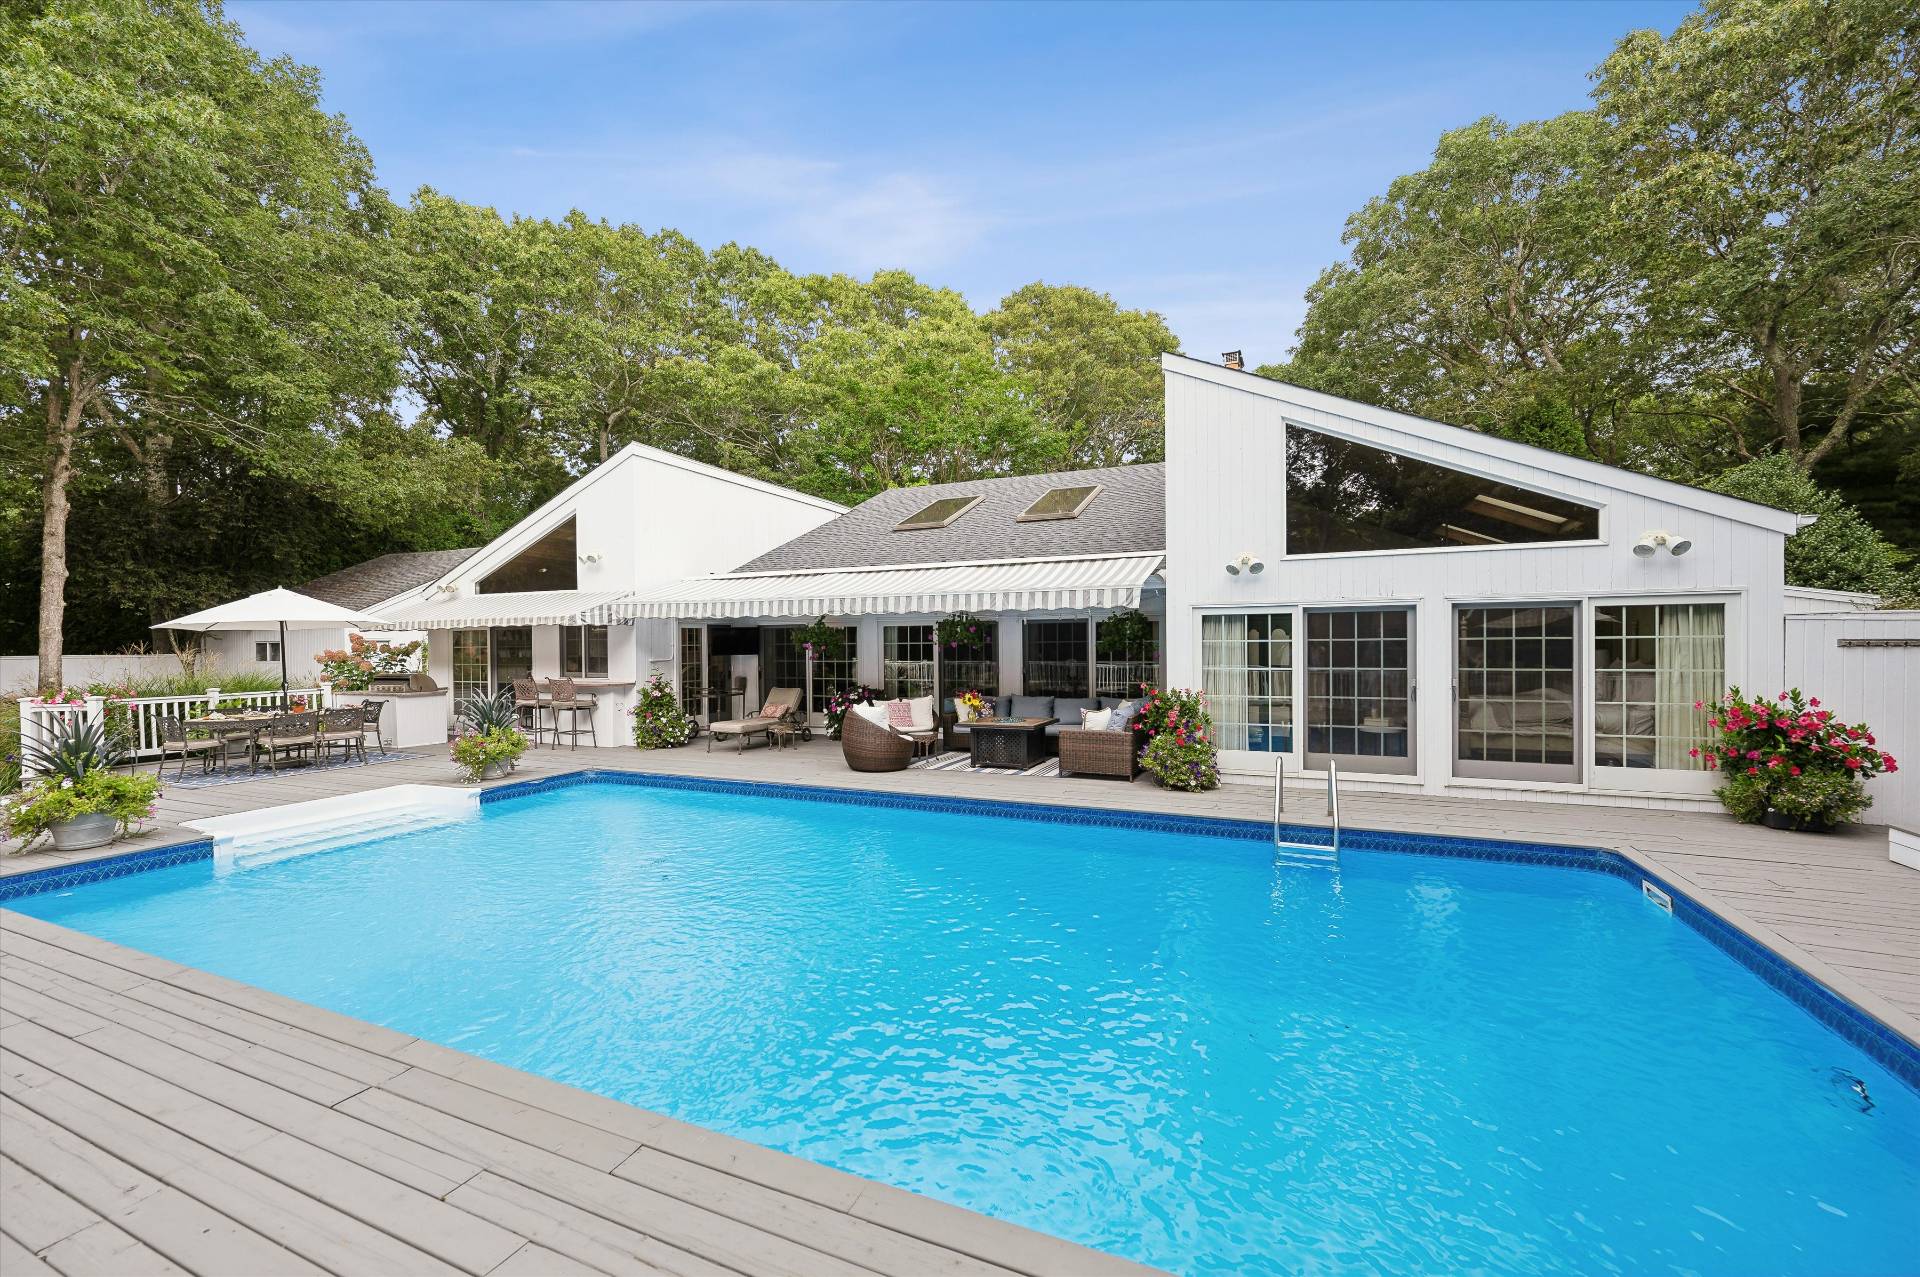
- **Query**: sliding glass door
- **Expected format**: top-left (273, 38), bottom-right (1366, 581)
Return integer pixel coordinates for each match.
top-left (1455, 605), bottom-right (1579, 782)
top-left (1305, 607), bottom-right (1414, 775)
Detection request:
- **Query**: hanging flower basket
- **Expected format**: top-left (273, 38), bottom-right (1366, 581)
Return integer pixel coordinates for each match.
top-left (1096, 608), bottom-right (1157, 660)
top-left (935, 612), bottom-right (990, 650)
top-left (790, 617), bottom-right (846, 661)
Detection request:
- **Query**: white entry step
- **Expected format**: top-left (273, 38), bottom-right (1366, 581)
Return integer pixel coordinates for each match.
top-left (184, 784), bottom-right (480, 873)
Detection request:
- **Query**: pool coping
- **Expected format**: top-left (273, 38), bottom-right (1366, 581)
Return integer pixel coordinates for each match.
top-left (4, 766), bottom-right (1917, 1095)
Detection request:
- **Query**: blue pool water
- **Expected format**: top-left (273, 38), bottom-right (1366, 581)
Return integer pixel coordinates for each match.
top-left (9, 780), bottom-right (1918, 1276)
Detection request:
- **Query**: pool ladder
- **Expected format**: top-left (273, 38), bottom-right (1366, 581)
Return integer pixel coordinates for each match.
top-left (1273, 756), bottom-right (1340, 864)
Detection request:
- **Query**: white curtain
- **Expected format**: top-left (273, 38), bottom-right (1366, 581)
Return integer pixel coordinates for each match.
top-left (1201, 614), bottom-right (1251, 750)
top-left (1654, 604), bottom-right (1725, 769)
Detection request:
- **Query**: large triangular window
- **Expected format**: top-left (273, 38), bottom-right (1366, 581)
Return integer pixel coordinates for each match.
top-left (1285, 425), bottom-right (1598, 554)
top-left (476, 517), bottom-right (578, 593)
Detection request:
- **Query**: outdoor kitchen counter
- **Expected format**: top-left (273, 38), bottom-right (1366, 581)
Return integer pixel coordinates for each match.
top-left (333, 687), bottom-right (451, 749)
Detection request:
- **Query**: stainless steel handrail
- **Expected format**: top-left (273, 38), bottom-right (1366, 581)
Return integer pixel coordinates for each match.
top-left (1326, 759), bottom-right (1341, 847)
top-left (1272, 755), bottom-right (1285, 843)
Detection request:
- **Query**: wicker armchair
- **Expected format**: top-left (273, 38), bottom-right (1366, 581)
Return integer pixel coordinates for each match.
top-left (841, 707), bottom-right (914, 772)
top-left (1057, 727), bottom-right (1141, 780)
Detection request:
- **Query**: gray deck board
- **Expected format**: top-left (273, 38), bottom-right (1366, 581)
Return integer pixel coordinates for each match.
top-left (3, 737), bottom-right (1916, 1275)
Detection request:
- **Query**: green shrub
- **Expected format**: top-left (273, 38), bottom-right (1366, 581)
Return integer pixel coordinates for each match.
top-left (449, 726), bottom-right (526, 782)
top-left (1713, 771), bottom-right (1771, 824)
top-left (1768, 769), bottom-right (1873, 828)
top-left (1703, 686), bottom-right (1896, 829)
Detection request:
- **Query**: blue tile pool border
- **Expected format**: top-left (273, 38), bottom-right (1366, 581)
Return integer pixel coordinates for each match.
top-left (4, 768), bottom-right (1914, 1093)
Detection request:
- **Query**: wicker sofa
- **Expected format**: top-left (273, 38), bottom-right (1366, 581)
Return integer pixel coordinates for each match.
top-left (1057, 726), bottom-right (1142, 780)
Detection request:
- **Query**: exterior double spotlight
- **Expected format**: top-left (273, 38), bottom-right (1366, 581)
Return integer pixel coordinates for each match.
top-left (1225, 553), bottom-right (1266, 576)
top-left (1632, 529), bottom-right (1693, 558)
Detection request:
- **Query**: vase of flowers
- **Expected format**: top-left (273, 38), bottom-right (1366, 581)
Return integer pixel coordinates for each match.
top-left (954, 689), bottom-right (989, 722)
top-left (1701, 687), bottom-right (1895, 831)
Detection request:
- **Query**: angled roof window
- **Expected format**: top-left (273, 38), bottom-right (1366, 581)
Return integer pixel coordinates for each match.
top-left (1016, 485), bottom-right (1103, 522)
top-left (476, 516), bottom-right (578, 593)
top-left (894, 495), bottom-right (981, 531)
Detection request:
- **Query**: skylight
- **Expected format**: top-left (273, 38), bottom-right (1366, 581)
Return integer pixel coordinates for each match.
top-left (895, 495), bottom-right (981, 531)
top-left (1016, 485), bottom-right (1102, 522)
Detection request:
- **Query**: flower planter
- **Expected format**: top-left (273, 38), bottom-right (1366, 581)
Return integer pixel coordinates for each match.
top-left (1762, 809), bottom-right (1835, 834)
top-left (478, 760), bottom-right (512, 781)
top-left (48, 811), bottom-right (118, 852)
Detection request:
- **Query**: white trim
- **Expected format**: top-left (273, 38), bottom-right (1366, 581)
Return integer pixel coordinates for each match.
top-left (1163, 354), bottom-right (1803, 535)
top-left (692, 549), bottom-right (1169, 582)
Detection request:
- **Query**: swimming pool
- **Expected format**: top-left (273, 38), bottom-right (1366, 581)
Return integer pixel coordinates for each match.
top-left (7, 775), bottom-right (1917, 1276)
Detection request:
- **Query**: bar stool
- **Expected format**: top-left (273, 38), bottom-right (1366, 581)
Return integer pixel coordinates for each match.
top-left (512, 678), bottom-right (548, 747)
top-left (545, 677), bottom-right (598, 749)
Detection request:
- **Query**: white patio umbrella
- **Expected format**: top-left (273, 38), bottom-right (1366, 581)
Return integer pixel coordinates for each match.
top-left (153, 587), bottom-right (382, 709)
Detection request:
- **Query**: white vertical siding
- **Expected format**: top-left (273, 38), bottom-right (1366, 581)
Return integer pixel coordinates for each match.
top-left (1165, 367), bottom-right (1794, 802)
top-left (1784, 612), bottom-right (1920, 830)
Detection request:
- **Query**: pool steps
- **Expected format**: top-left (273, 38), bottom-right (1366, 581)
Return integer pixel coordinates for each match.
top-left (183, 783), bottom-right (480, 872)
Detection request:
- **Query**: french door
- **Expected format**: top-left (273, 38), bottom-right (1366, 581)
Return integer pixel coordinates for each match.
top-left (1454, 604), bottom-right (1580, 783)
top-left (451, 629), bottom-right (490, 709)
top-left (1304, 607), bottom-right (1415, 775)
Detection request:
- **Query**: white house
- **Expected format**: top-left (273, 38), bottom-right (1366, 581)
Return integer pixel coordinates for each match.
top-left (363, 443), bottom-right (845, 732)
top-left (1159, 353), bottom-right (1809, 805)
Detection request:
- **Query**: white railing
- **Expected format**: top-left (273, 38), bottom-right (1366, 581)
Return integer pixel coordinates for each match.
top-left (1095, 661), bottom-right (1159, 698)
top-left (18, 686), bottom-right (330, 773)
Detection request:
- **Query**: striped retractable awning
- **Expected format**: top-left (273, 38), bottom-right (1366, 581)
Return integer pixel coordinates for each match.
top-left (590, 553), bottom-right (1165, 622)
top-left (364, 589), bottom-right (633, 630)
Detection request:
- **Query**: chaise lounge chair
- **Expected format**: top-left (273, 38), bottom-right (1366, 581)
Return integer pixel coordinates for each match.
top-left (708, 686), bottom-right (803, 752)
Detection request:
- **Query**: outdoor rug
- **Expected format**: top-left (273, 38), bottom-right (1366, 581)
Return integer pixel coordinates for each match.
top-left (908, 750), bottom-right (1062, 778)
top-left (157, 751), bottom-right (416, 790)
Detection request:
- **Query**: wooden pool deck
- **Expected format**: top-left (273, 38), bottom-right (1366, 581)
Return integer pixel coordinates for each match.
top-left (3, 739), bottom-right (1917, 1274)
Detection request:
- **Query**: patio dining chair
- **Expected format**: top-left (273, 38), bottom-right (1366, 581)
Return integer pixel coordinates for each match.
top-left (261, 712), bottom-right (320, 771)
top-left (358, 699), bottom-right (388, 755)
top-left (512, 678), bottom-right (548, 748)
top-left (545, 678), bottom-right (598, 750)
top-left (156, 714), bottom-right (220, 779)
top-left (318, 707), bottom-right (365, 765)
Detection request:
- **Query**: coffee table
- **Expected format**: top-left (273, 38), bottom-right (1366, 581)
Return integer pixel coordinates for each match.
top-left (967, 717), bottom-right (1056, 769)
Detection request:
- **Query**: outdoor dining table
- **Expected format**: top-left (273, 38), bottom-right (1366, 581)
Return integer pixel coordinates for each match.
top-left (192, 711), bottom-right (285, 774)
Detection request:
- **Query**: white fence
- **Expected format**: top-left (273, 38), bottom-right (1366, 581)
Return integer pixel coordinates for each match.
top-left (18, 686), bottom-right (331, 774)
top-left (1783, 611), bottom-right (1920, 831)
top-left (0, 653), bottom-right (186, 692)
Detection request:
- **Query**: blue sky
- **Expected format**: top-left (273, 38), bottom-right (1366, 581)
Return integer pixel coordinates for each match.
top-left (230, 0), bottom-right (1694, 366)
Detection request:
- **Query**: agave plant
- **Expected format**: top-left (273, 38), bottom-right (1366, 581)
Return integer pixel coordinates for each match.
top-left (456, 687), bottom-right (522, 736)
top-left (23, 713), bottom-right (124, 783)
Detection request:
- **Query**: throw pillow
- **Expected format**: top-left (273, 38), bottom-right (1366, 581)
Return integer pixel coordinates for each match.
top-left (885, 699), bottom-right (916, 730)
top-left (850, 703), bottom-right (888, 728)
top-left (907, 695), bottom-right (937, 732)
top-left (1108, 699), bottom-right (1137, 731)
top-left (1081, 707), bottom-right (1112, 731)
top-left (759, 699), bottom-right (784, 718)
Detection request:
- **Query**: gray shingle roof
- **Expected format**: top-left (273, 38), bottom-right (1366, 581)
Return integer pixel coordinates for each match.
top-left (298, 548), bottom-right (479, 612)
top-left (733, 464), bottom-right (1165, 572)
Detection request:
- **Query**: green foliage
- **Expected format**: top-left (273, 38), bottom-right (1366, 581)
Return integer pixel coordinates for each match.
top-left (0, 698), bottom-right (20, 794)
top-left (1706, 454), bottom-right (1909, 594)
top-left (1095, 609), bottom-right (1157, 660)
top-left (448, 726), bottom-right (526, 782)
top-left (1133, 687), bottom-right (1219, 792)
top-left (629, 673), bottom-right (695, 749)
top-left (1713, 772), bottom-right (1772, 824)
top-left (933, 613), bottom-right (991, 651)
top-left (22, 714), bottom-right (122, 783)
top-left (455, 687), bottom-right (521, 736)
top-left (986, 283), bottom-right (1180, 466)
top-left (6, 767), bottom-right (161, 846)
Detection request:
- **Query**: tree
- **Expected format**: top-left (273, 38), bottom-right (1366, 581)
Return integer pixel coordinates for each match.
top-left (987, 283), bottom-right (1181, 467)
top-left (1, 0), bottom-right (403, 689)
top-left (1707, 453), bottom-right (1910, 593)
top-left (1594, 0), bottom-right (1920, 470)
top-left (1261, 112), bottom-right (1671, 465)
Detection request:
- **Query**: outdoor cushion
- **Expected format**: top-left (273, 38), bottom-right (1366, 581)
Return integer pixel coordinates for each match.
top-left (1011, 695), bottom-right (1053, 720)
top-left (1108, 698), bottom-right (1138, 730)
top-left (907, 695), bottom-right (937, 732)
top-left (1054, 697), bottom-right (1098, 722)
top-left (849, 702), bottom-right (889, 728)
top-left (885, 699), bottom-right (916, 729)
top-left (1081, 708), bottom-right (1112, 731)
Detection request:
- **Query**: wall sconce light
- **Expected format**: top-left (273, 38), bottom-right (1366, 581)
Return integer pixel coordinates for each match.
top-left (1632, 530), bottom-right (1692, 558)
top-left (1225, 553), bottom-right (1266, 576)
